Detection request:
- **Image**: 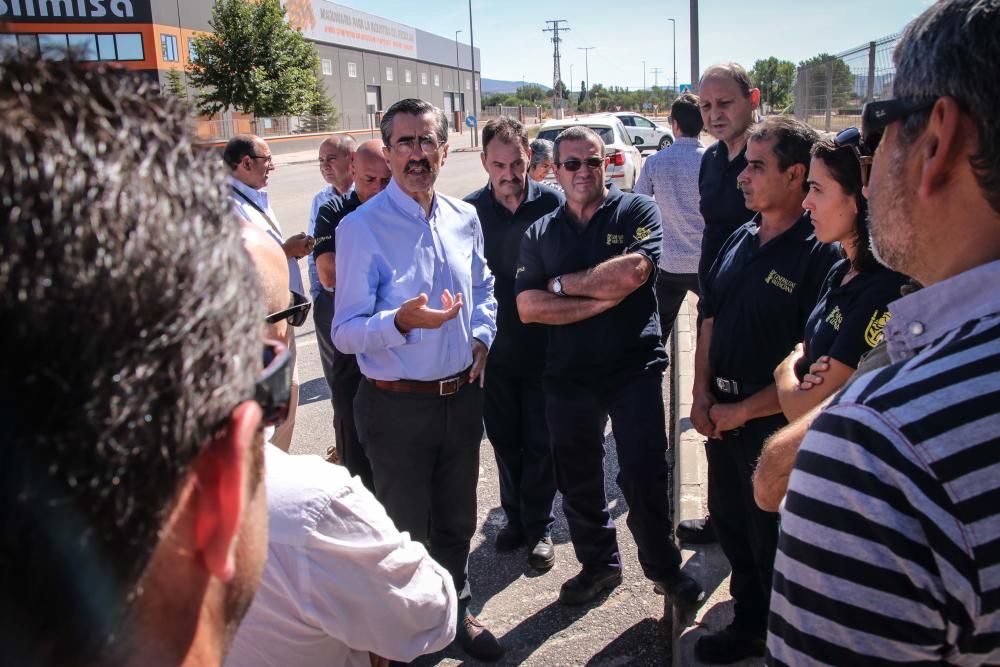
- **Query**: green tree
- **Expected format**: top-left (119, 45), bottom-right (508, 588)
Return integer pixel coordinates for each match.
top-left (187, 0), bottom-right (326, 119)
top-left (750, 57), bottom-right (796, 113)
top-left (798, 53), bottom-right (855, 110)
top-left (299, 77), bottom-right (340, 132)
top-left (515, 84), bottom-right (547, 103)
top-left (163, 69), bottom-right (190, 107)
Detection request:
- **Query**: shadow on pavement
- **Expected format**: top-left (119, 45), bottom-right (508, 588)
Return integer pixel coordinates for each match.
top-left (298, 376), bottom-right (331, 405)
top-left (585, 617), bottom-right (671, 666)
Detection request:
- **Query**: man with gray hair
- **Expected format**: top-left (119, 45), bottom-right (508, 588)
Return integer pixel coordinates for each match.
top-left (768, 1), bottom-right (1000, 663)
top-left (333, 98), bottom-right (501, 661)
top-left (516, 125), bottom-right (704, 611)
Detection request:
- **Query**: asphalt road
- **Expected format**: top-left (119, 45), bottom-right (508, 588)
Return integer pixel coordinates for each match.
top-left (268, 151), bottom-right (677, 666)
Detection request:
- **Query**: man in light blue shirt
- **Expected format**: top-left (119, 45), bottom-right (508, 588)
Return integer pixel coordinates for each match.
top-left (332, 98), bottom-right (501, 662)
top-left (634, 92), bottom-right (706, 344)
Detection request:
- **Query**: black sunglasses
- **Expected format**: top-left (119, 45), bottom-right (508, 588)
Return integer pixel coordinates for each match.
top-left (557, 156), bottom-right (605, 172)
top-left (833, 127), bottom-right (874, 188)
top-left (256, 339), bottom-right (293, 426)
top-left (265, 291), bottom-right (311, 327)
top-left (860, 97), bottom-right (937, 154)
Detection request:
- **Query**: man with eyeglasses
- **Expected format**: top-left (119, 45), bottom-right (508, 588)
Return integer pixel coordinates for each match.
top-left (225, 133), bottom-right (313, 451)
top-left (768, 1), bottom-right (1000, 664)
top-left (1, 58), bottom-right (270, 666)
top-left (227, 223), bottom-right (457, 667)
top-left (312, 139), bottom-right (392, 490)
top-left (515, 126), bottom-right (705, 612)
top-left (332, 98), bottom-right (501, 661)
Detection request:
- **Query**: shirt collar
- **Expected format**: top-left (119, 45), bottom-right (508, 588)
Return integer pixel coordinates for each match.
top-left (555, 184), bottom-right (624, 222)
top-left (484, 178), bottom-right (540, 210)
top-left (385, 178), bottom-right (438, 222)
top-left (229, 176), bottom-right (269, 209)
top-left (885, 259), bottom-right (1000, 362)
top-left (746, 211), bottom-right (813, 241)
top-left (674, 136), bottom-right (703, 148)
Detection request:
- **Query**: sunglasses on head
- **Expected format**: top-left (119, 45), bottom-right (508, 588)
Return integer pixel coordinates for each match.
top-left (860, 97), bottom-right (937, 154)
top-left (557, 156), bottom-right (606, 172)
top-left (256, 339), bottom-right (293, 426)
top-left (265, 291), bottom-right (311, 327)
top-left (833, 126), bottom-right (874, 188)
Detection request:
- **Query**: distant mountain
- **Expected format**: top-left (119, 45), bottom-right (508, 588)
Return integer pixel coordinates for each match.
top-left (481, 77), bottom-right (550, 94)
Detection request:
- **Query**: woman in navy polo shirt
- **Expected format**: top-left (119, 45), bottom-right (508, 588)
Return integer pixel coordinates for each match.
top-left (774, 128), bottom-right (908, 421)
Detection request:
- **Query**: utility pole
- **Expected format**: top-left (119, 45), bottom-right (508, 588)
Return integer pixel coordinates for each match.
top-left (642, 59), bottom-right (646, 90)
top-left (543, 20), bottom-right (569, 117)
top-left (468, 0), bottom-right (478, 146)
top-left (690, 0), bottom-right (700, 92)
top-left (454, 29), bottom-right (462, 99)
top-left (578, 46), bottom-right (594, 93)
top-left (650, 66), bottom-right (664, 88)
top-left (668, 18), bottom-right (676, 93)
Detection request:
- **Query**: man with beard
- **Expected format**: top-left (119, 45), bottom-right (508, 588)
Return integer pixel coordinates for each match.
top-left (332, 98), bottom-right (501, 661)
top-left (311, 139), bottom-right (392, 490)
top-left (768, 1), bottom-right (1000, 663)
top-left (0, 58), bottom-right (270, 667)
top-left (464, 118), bottom-right (563, 570)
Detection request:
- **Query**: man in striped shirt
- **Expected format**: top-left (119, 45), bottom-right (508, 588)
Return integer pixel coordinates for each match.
top-left (768, 1), bottom-right (1000, 664)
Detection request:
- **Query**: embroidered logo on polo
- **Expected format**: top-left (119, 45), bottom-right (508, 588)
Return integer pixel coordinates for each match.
top-left (764, 269), bottom-right (796, 294)
top-left (606, 233), bottom-right (624, 246)
top-left (825, 306), bottom-right (843, 331)
top-left (634, 227), bottom-right (651, 242)
top-left (864, 310), bottom-right (892, 347)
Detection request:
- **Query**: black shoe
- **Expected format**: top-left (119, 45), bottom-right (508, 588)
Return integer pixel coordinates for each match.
top-left (527, 536), bottom-right (555, 570)
top-left (653, 570), bottom-right (705, 612)
top-left (558, 568), bottom-right (622, 605)
top-left (495, 524), bottom-right (525, 552)
top-left (694, 625), bottom-right (766, 664)
top-left (677, 514), bottom-right (717, 545)
top-left (455, 608), bottom-right (505, 661)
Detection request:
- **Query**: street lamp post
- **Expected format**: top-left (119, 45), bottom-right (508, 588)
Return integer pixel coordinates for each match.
top-left (454, 29), bottom-right (462, 96)
top-left (668, 18), bottom-right (676, 93)
top-left (578, 46), bottom-right (594, 96)
top-left (468, 0), bottom-right (478, 147)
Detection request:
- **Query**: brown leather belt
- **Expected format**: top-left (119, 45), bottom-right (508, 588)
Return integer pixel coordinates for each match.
top-left (368, 366), bottom-right (472, 396)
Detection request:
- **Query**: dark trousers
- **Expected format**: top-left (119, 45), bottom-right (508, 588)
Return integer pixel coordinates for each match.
top-left (706, 411), bottom-right (786, 638)
top-left (483, 368), bottom-right (555, 542)
top-left (314, 291), bottom-right (374, 490)
top-left (354, 379), bottom-right (483, 599)
top-left (655, 271), bottom-right (700, 347)
top-left (545, 372), bottom-right (682, 581)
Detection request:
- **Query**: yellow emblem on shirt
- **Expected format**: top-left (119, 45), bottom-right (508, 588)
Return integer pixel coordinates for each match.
top-left (825, 306), bottom-right (843, 331)
top-left (764, 269), bottom-right (797, 294)
top-left (634, 226), bottom-right (651, 242)
top-left (864, 310), bottom-right (892, 347)
top-left (607, 234), bottom-right (624, 245)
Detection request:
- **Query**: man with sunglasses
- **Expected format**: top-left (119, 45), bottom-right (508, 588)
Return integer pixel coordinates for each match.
top-left (225, 133), bottom-right (313, 451)
top-left (1, 58), bottom-right (270, 666)
top-left (332, 98), bottom-right (501, 661)
top-left (228, 223), bottom-right (457, 667)
top-left (312, 139), bottom-right (392, 489)
top-left (515, 126), bottom-right (704, 612)
top-left (464, 117), bottom-right (563, 571)
top-left (768, 1), bottom-right (1000, 664)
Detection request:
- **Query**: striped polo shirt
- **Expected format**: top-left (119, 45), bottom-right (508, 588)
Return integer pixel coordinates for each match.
top-left (768, 259), bottom-right (1000, 666)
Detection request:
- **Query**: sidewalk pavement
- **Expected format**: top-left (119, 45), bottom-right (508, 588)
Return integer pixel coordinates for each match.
top-left (671, 294), bottom-right (764, 667)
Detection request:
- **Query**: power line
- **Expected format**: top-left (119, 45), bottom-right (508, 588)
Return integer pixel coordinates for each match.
top-left (649, 67), bottom-right (664, 88)
top-left (542, 20), bottom-right (569, 108)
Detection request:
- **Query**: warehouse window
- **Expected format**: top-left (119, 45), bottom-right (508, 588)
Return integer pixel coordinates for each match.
top-left (433, 74), bottom-right (440, 87)
top-left (8, 32), bottom-right (142, 62)
top-left (113, 33), bottom-right (144, 61)
top-left (420, 71), bottom-right (427, 85)
top-left (404, 69), bottom-right (412, 83)
top-left (385, 66), bottom-right (393, 81)
top-left (321, 58), bottom-right (333, 76)
top-left (347, 61), bottom-right (357, 78)
top-left (38, 34), bottom-right (68, 60)
top-left (466, 78), bottom-right (471, 90)
top-left (160, 34), bottom-right (178, 62)
top-left (187, 38), bottom-right (198, 63)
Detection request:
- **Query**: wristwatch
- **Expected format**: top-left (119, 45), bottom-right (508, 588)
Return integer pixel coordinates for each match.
top-left (551, 276), bottom-right (565, 296)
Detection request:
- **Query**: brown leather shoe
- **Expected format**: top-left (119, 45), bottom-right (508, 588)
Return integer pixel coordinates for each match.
top-left (456, 610), bottom-right (504, 661)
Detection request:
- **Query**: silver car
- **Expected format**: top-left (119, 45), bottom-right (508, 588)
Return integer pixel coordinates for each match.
top-left (535, 116), bottom-right (642, 191)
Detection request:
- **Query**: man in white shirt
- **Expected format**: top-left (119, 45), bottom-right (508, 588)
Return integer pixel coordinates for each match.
top-left (226, 225), bottom-right (457, 667)
top-left (225, 133), bottom-right (313, 451)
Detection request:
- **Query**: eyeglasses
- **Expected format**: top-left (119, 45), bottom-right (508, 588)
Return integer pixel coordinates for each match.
top-left (557, 156), bottom-right (606, 172)
top-left (249, 153), bottom-right (274, 165)
top-left (256, 339), bottom-right (293, 426)
top-left (860, 97), bottom-right (937, 154)
top-left (387, 136), bottom-right (442, 156)
top-left (265, 291), bottom-right (311, 327)
top-left (833, 126), bottom-right (873, 188)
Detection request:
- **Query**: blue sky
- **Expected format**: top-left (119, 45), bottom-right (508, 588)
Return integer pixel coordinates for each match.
top-left (355, 0), bottom-right (931, 88)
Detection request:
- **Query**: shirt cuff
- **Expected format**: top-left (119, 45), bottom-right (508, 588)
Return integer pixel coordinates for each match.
top-left (472, 327), bottom-right (494, 350)
top-left (372, 308), bottom-right (421, 347)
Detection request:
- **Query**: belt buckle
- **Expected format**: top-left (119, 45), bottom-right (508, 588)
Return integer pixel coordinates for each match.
top-left (438, 377), bottom-right (460, 396)
top-left (715, 377), bottom-right (732, 394)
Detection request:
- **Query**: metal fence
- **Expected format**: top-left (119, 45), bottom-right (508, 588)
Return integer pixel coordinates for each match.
top-left (794, 33), bottom-right (899, 132)
top-left (481, 105), bottom-right (542, 124)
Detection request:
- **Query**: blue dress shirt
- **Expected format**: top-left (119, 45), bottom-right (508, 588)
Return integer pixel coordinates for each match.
top-left (332, 179), bottom-right (497, 381)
